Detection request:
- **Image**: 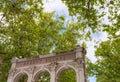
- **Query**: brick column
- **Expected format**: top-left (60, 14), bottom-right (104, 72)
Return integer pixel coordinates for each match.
top-left (7, 57), bottom-right (18, 82)
top-left (50, 70), bottom-right (56, 82)
top-left (76, 68), bottom-right (86, 82)
top-left (76, 45), bottom-right (86, 82)
top-left (27, 74), bottom-right (33, 82)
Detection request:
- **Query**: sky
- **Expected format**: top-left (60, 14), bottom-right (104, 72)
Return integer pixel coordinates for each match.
top-left (43, 0), bottom-right (108, 82)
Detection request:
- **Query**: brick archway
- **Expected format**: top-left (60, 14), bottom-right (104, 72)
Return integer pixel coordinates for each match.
top-left (56, 66), bottom-right (77, 82)
top-left (13, 72), bottom-right (28, 82)
top-left (7, 45), bottom-right (87, 82)
top-left (33, 69), bottom-right (50, 82)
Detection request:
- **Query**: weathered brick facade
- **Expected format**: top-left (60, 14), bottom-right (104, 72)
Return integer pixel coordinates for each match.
top-left (7, 45), bottom-right (87, 82)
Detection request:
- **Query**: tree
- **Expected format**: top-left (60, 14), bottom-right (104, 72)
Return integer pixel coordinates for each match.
top-left (62, 0), bottom-right (120, 82)
top-left (62, 0), bottom-right (103, 33)
top-left (59, 69), bottom-right (76, 82)
top-left (62, 0), bottom-right (120, 35)
top-left (87, 38), bottom-right (120, 82)
top-left (0, 0), bottom-right (82, 81)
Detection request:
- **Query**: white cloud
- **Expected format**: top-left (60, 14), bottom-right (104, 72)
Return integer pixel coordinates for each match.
top-left (43, 0), bottom-right (67, 12)
top-left (86, 41), bottom-right (96, 63)
top-left (92, 32), bottom-right (108, 41)
top-left (86, 32), bottom-right (108, 63)
top-left (43, 0), bottom-right (72, 20)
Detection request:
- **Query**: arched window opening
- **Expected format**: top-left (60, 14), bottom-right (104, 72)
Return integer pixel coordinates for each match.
top-left (35, 71), bottom-right (50, 82)
top-left (58, 69), bottom-right (76, 82)
top-left (14, 73), bottom-right (28, 82)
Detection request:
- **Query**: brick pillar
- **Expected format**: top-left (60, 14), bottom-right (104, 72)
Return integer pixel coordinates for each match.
top-left (7, 57), bottom-right (18, 82)
top-left (27, 74), bottom-right (33, 82)
top-left (76, 66), bottom-right (86, 82)
top-left (50, 70), bottom-right (56, 82)
top-left (76, 45), bottom-right (86, 82)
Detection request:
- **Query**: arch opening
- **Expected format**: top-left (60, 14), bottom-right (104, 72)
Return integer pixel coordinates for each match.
top-left (14, 73), bottom-right (28, 82)
top-left (57, 68), bottom-right (76, 82)
top-left (34, 71), bottom-right (50, 82)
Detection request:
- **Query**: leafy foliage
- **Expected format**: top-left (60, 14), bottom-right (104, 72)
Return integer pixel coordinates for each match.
top-left (62, 0), bottom-right (120, 36)
top-left (62, 0), bottom-right (102, 33)
top-left (59, 69), bottom-right (76, 82)
top-left (87, 38), bottom-right (120, 82)
top-left (1, 0), bottom-right (120, 82)
top-left (97, 38), bottom-right (120, 82)
top-left (62, 0), bottom-right (120, 82)
top-left (18, 74), bottom-right (28, 82)
top-left (37, 72), bottom-right (50, 82)
top-left (0, 0), bottom-right (82, 81)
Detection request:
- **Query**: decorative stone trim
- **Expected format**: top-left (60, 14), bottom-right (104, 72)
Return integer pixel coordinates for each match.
top-left (7, 45), bottom-right (87, 82)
